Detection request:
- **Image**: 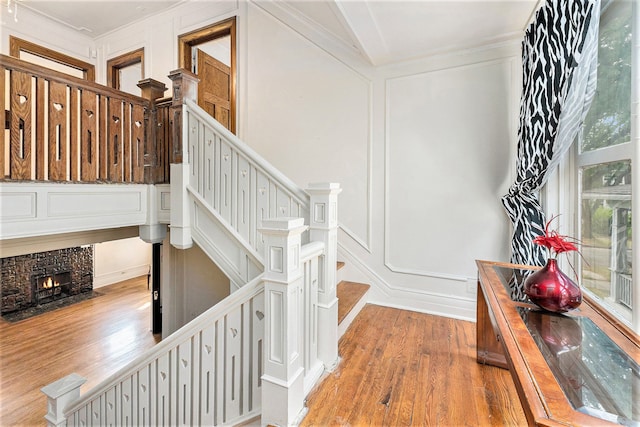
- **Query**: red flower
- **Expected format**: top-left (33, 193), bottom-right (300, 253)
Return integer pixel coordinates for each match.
top-left (533, 215), bottom-right (579, 257)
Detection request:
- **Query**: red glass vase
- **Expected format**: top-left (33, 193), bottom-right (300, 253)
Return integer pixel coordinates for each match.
top-left (524, 258), bottom-right (582, 313)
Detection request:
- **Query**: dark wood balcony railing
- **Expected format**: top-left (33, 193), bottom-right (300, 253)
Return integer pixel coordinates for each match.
top-left (1, 54), bottom-right (168, 184)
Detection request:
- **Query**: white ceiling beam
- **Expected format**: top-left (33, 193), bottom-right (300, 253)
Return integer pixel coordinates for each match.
top-left (333, 0), bottom-right (388, 65)
top-left (254, 1), bottom-right (367, 65)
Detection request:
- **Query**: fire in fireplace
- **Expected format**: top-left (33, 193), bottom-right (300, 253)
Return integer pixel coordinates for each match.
top-left (32, 270), bottom-right (71, 305)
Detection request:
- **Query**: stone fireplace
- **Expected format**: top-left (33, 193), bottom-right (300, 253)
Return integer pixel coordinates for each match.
top-left (1, 246), bottom-right (93, 316)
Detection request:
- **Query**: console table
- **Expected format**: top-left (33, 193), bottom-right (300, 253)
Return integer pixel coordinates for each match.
top-left (476, 260), bottom-right (640, 426)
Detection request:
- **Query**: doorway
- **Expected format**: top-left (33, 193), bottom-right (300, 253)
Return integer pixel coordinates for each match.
top-left (10, 36), bottom-right (95, 80)
top-left (107, 48), bottom-right (144, 95)
top-left (178, 17), bottom-right (236, 134)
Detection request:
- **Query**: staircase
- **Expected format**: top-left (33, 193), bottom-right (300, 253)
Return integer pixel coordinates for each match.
top-left (0, 57), bottom-right (373, 426)
top-left (0, 56), bottom-right (373, 426)
top-left (336, 261), bottom-right (370, 338)
top-left (32, 68), bottom-right (372, 427)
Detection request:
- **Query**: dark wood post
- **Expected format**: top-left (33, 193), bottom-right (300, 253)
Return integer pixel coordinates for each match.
top-left (167, 69), bottom-right (199, 165)
top-left (138, 78), bottom-right (167, 184)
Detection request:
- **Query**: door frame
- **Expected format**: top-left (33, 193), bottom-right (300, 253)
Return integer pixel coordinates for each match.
top-left (178, 17), bottom-right (236, 134)
top-left (10, 36), bottom-right (95, 81)
top-left (107, 47), bottom-right (144, 90)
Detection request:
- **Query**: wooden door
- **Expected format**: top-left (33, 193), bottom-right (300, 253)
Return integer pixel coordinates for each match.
top-left (196, 49), bottom-right (232, 131)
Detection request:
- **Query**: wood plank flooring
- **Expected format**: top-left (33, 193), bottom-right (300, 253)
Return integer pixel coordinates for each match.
top-left (1, 278), bottom-right (527, 426)
top-left (301, 304), bottom-right (527, 426)
top-left (0, 276), bottom-right (159, 426)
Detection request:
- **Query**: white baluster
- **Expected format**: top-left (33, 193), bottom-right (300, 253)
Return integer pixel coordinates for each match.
top-left (225, 307), bottom-right (242, 420)
top-left (178, 340), bottom-right (194, 426)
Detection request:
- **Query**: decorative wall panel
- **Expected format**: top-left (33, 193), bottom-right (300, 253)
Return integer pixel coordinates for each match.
top-left (0, 183), bottom-right (148, 239)
top-left (385, 59), bottom-right (514, 279)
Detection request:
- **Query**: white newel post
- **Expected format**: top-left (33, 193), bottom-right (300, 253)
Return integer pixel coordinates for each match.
top-left (41, 373), bottom-right (86, 427)
top-left (259, 218), bottom-right (308, 427)
top-left (307, 183), bottom-right (341, 370)
top-left (168, 69), bottom-right (199, 249)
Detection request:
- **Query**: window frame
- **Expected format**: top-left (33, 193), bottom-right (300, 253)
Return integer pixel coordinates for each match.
top-left (561, 0), bottom-right (639, 334)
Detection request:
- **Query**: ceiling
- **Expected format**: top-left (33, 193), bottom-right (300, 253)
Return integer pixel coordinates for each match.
top-left (18, 1), bottom-right (183, 35)
top-left (16, 0), bottom-right (542, 66)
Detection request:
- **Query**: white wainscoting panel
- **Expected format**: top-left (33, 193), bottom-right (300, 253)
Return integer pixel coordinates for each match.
top-left (0, 183), bottom-right (149, 239)
top-left (47, 191), bottom-right (142, 217)
top-left (0, 192), bottom-right (36, 219)
top-left (157, 184), bottom-right (171, 223)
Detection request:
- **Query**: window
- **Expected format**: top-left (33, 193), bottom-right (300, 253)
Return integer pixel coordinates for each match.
top-left (577, 0), bottom-right (635, 330)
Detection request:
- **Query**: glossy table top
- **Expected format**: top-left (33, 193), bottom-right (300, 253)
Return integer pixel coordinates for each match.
top-left (493, 265), bottom-right (640, 426)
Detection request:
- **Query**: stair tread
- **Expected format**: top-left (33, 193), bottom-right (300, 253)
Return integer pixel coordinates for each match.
top-left (336, 261), bottom-right (345, 270)
top-left (337, 281), bottom-right (370, 324)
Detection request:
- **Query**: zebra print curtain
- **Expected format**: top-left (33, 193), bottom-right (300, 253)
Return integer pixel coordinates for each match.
top-left (502, 0), bottom-right (600, 267)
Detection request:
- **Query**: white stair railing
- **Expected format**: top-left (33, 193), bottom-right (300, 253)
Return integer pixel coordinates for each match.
top-left (44, 276), bottom-right (266, 427)
top-left (167, 69), bottom-right (341, 424)
top-left (184, 97), bottom-right (309, 257)
top-left (40, 69), bottom-right (341, 427)
top-left (42, 230), bottom-right (328, 427)
top-left (179, 96), bottom-right (311, 288)
top-left (169, 68), bottom-right (311, 289)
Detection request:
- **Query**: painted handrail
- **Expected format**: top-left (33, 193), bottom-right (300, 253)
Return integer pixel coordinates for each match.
top-left (184, 98), bottom-right (309, 210)
top-left (181, 99), bottom-right (310, 265)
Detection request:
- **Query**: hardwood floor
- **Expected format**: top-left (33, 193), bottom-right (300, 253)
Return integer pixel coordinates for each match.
top-left (0, 276), bottom-right (160, 426)
top-left (1, 280), bottom-right (527, 426)
top-left (301, 304), bottom-right (528, 426)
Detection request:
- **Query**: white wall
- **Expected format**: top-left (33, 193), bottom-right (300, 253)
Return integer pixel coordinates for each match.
top-left (181, 244), bottom-right (231, 323)
top-left (385, 60), bottom-right (515, 279)
top-left (1, 6), bottom-right (95, 68)
top-left (94, 237), bottom-right (152, 288)
top-left (245, 5), bottom-right (371, 249)
top-left (3, 0), bottom-right (521, 321)
top-left (242, 3), bottom-right (520, 320)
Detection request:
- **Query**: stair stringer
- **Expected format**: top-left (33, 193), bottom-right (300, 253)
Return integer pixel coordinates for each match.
top-left (187, 186), bottom-right (264, 290)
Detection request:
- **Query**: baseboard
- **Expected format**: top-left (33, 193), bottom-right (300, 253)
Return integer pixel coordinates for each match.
top-left (93, 264), bottom-right (150, 288)
top-left (337, 243), bottom-right (476, 322)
